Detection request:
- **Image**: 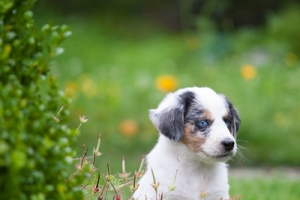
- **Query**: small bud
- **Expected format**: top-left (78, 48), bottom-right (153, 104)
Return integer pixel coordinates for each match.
top-left (75, 163), bottom-right (82, 171)
top-left (200, 178), bottom-right (207, 199)
top-left (53, 105), bottom-right (65, 122)
top-left (168, 169), bottom-right (178, 192)
top-left (168, 184), bottom-right (176, 191)
top-left (118, 172), bottom-right (131, 179)
top-left (150, 168), bottom-right (160, 192)
top-left (93, 147), bottom-right (102, 156)
top-left (93, 185), bottom-right (100, 193)
top-left (52, 115), bottom-right (60, 122)
top-left (200, 190), bottom-right (207, 199)
top-left (79, 115), bottom-right (88, 123)
top-left (106, 174), bottom-right (115, 181)
top-left (151, 182), bottom-right (160, 190)
top-left (118, 156), bottom-right (131, 179)
top-left (114, 194), bottom-right (121, 200)
top-left (122, 156), bottom-right (126, 173)
top-left (96, 134), bottom-right (102, 152)
top-left (138, 155), bottom-right (145, 173)
top-left (134, 171), bottom-right (142, 178)
top-left (83, 159), bottom-right (89, 165)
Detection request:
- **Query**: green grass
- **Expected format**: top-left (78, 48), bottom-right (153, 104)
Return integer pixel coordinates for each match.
top-left (33, 7), bottom-right (300, 171)
top-left (230, 177), bottom-right (300, 200)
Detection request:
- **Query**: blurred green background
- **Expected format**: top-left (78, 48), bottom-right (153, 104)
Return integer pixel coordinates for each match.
top-left (33, 0), bottom-right (300, 175)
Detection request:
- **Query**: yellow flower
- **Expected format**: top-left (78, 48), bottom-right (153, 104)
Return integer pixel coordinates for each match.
top-left (273, 113), bottom-right (289, 127)
top-left (285, 53), bottom-right (298, 67)
top-left (119, 119), bottom-right (138, 137)
top-left (156, 75), bottom-right (178, 93)
top-left (64, 82), bottom-right (77, 97)
top-left (241, 64), bottom-right (257, 80)
top-left (78, 75), bottom-right (97, 97)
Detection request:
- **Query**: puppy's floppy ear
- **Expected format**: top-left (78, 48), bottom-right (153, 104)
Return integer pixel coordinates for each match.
top-left (150, 107), bottom-right (184, 142)
top-left (227, 100), bottom-right (241, 138)
top-left (149, 91), bottom-right (195, 142)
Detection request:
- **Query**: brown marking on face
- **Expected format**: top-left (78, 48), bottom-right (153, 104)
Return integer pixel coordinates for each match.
top-left (223, 112), bottom-right (228, 119)
top-left (203, 109), bottom-right (213, 121)
top-left (181, 123), bottom-right (206, 153)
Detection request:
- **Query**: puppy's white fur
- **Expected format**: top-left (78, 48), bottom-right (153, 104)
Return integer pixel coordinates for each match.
top-left (133, 87), bottom-right (241, 200)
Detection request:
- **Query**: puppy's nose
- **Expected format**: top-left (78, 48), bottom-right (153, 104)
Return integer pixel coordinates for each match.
top-left (221, 139), bottom-right (235, 151)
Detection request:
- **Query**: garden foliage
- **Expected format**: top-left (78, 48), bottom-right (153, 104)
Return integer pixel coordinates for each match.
top-left (0, 0), bottom-right (83, 199)
top-left (41, 4), bottom-right (300, 167)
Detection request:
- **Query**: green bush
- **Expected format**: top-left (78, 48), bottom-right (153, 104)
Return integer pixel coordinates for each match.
top-left (266, 5), bottom-right (300, 54)
top-left (0, 0), bottom-right (83, 199)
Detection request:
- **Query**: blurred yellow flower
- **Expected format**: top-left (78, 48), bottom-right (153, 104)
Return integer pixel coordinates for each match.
top-left (119, 119), bottom-right (138, 137)
top-left (156, 75), bottom-right (178, 93)
top-left (64, 82), bottom-right (77, 97)
top-left (241, 64), bottom-right (257, 80)
top-left (285, 53), bottom-right (298, 67)
top-left (78, 75), bottom-right (97, 97)
top-left (273, 113), bottom-right (289, 127)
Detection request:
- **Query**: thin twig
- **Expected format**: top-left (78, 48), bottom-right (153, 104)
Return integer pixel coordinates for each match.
top-left (73, 156), bottom-right (94, 160)
top-left (99, 178), bottom-right (108, 198)
top-left (110, 182), bottom-right (118, 196)
top-left (81, 149), bottom-right (88, 169)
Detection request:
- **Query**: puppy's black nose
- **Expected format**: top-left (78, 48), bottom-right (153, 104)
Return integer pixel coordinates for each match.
top-left (221, 139), bottom-right (235, 151)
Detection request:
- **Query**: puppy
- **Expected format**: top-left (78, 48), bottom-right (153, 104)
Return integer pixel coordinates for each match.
top-left (133, 87), bottom-right (241, 200)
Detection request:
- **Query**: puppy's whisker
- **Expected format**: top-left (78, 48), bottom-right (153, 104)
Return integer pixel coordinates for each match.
top-left (233, 144), bottom-right (248, 164)
top-left (235, 139), bottom-right (250, 163)
top-left (237, 144), bottom-right (249, 153)
top-left (236, 139), bottom-right (251, 145)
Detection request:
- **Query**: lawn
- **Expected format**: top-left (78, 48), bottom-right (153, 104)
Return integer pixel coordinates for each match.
top-left (230, 176), bottom-right (300, 200)
top-left (34, 6), bottom-right (300, 199)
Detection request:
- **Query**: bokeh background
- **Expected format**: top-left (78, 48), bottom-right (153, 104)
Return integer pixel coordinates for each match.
top-left (34, 0), bottom-right (300, 179)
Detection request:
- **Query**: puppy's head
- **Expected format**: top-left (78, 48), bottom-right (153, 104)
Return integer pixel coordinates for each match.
top-left (150, 87), bottom-right (241, 162)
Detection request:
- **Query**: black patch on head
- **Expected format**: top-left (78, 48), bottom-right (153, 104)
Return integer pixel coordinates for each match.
top-left (151, 91), bottom-right (196, 142)
top-left (180, 91), bottom-right (213, 136)
top-left (225, 97), bottom-right (241, 137)
top-left (180, 92), bottom-right (213, 136)
top-left (184, 109), bottom-right (204, 124)
top-left (179, 91), bottom-right (196, 119)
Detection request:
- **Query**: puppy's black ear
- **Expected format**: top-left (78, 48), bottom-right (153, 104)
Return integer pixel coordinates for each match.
top-left (227, 100), bottom-right (241, 138)
top-left (150, 107), bottom-right (184, 142)
top-left (149, 91), bottom-right (195, 142)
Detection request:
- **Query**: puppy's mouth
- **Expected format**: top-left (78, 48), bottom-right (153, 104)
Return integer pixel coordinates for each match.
top-left (202, 150), bottom-right (235, 160)
top-left (213, 152), bottom-right (234, 158)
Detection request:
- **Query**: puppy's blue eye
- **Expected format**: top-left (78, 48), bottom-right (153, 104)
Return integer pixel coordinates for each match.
top-left (225, 119), bottom-right (232, 128)
top-left (198, 120), bottom-right (208, 128)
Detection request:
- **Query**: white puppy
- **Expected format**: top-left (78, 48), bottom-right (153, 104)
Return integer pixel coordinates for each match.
top-left (133, 87), bottom-right (241, 200)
